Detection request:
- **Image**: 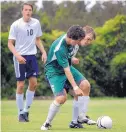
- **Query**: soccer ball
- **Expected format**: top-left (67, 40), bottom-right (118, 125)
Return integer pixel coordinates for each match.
top-left (97, 116), bottom-right (112, 129)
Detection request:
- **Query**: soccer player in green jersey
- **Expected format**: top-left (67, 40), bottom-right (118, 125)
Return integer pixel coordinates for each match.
top-left (40, 25), bottom-right (95, 130)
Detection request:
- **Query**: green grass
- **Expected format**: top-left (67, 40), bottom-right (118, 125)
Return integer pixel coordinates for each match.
top-left (1, 98), bottom-right (126, 132)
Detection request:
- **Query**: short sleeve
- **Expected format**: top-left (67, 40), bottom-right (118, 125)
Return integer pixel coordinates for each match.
top-left (36, 21), bottom-right (42, 37)
top-left (8, 23), bottom-right (17, 40)
top-left (55, 49), bottom-right (69, 68)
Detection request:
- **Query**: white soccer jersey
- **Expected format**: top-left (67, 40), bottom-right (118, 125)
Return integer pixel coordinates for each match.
top-left (8, 17), bottom-right (42, 55)
top-left (72, 44), bottom-right (79, 57)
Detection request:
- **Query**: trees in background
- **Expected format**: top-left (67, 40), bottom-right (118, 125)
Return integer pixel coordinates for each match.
top-left (1, 1), bottom-right (126, 98)
top-left (79, 15), bottom-right (126, 97)
top-left (1, 1), bottom-right (126, 32)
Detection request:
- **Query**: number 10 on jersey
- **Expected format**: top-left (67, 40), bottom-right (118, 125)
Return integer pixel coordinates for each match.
top-left (27, 29), bottom-right (33, 36)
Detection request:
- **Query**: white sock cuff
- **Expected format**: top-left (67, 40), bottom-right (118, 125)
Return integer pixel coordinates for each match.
top-left (84, 96), bottom-right (90, 103)
top-left (53, 100), bottom-right (60, 106)
top-left (78, 96), bottom-right (90, 101)
top-left (73, 99), bottom-right (78, 107)
top-left (16, 93), bottom-right (24, 98)
top-left (26, 89), bottom-right (35, 95)
top-left (83, 96), bottom-right (90, 99)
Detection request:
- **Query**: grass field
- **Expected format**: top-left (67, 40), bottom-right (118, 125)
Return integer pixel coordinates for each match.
top-left (1, 98), bottom-right (126, 132)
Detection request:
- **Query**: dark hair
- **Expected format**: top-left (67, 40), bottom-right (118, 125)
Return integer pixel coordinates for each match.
top-left (83, 26), bottom-right (96, 40)
top-left (22, 3), bottom-right (33, 11)
top-left (67, 25), bottom-right (85, 40)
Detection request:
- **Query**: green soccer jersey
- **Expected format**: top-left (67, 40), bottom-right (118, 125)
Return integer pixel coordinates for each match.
top-left (45, 34), bottom-right (79, 78)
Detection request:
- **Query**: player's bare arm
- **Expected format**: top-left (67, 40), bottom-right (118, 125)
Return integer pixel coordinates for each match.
top-left (64, 66), bottom-right (83, 96)
top-left (36, 37), bottom-right (47, 64)
top-left (8, 39), bottom-right (26, 64)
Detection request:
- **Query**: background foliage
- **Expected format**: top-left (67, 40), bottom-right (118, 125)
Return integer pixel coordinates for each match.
top-left (1, 1), bottom-right (126, 98)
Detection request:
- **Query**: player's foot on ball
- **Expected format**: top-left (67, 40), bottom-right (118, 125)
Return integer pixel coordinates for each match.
top-left (23, 112), bottom-right (29, 122)
top-left (78, 115), bottom-right (96, 125)
top-left (19, 114), bottom-right (26, 122)
top-left (69, 121), bottom-right (84, 128)
top-left (41, 122), bottom-right (51, 130)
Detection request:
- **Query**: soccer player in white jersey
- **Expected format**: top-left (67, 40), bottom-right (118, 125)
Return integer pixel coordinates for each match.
top-left (69, 26), bottom-right (97, 128)
top-left (8, 3), bottom-right (47, 122)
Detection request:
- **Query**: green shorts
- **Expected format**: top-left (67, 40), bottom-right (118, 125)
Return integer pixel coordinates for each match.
top-left (46, 66), bottom-right (86, 96)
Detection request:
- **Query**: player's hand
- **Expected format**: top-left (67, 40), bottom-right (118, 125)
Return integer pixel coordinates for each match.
top-left (74, 86), bottom-right (84, 96)
top-left (41, 51), bottom-right (47, 64)
top-left (72, 57), bottom-right (79, 65)
top-left (16, 55), bottom-right (26, 64)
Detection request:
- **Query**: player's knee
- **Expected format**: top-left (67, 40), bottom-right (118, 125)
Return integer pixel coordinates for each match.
top-left (56, 96), bottom-right (67, 104)
top-left (17, 82), bottom-right (25, 93)
top-left (28, 77), bottom-right (38, 90)
top-left (60, 96), bottom-right (67, 104)
top-left (32, 82), bottom-right (38, 89)
top-left (81, 80), bottom-right (90, 89)
top-left (80, 80), bottom-right (90, 95)
top-left (85, 80), bottom-right (91, 89)
top-left (17, 83), bottom-right (24, 89)
top-left (29, 82), bottom-right (37, 90)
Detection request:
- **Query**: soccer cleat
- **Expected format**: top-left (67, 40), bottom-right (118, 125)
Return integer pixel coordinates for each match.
top-left (78, 115), bottom-right (96, 125)
top-left (41, 122), bottom-right (51, 130)
top-left (19, 114), bottom-right (26, 122)
top-left (69, 121), bottom-right (84, 128)
top-left (23, 112), bottom-right (29, 122)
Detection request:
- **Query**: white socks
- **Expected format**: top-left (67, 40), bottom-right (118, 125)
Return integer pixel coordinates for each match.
top-left (16, 93), bottom-right (24, 115)
top-left (72, 99), bottom-right (79, 123)
top-left (16, 89), bottom-right (35, 115)
top-left (78, 96), bottom-right (90, 117)
top-left (72, 96), bottom-right (90, 122)
top-left (45, 100), bottom-right (61, 124)
top-left (24, 89), bottom-right (35, 112)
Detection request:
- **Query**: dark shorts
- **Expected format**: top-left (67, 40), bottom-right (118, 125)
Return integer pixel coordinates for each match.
top-left (13, 55), bottom-right (39, 81)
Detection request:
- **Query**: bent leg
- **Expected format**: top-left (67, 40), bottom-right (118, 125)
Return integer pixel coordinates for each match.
top-left (78, 80), bottom-right (96, 124)
top-left (78, 80), bottom-right (90, 116)
top-left (46, 89), bottom-right (67, 124)
top-left (41, 89), bottom-right (67, 130)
